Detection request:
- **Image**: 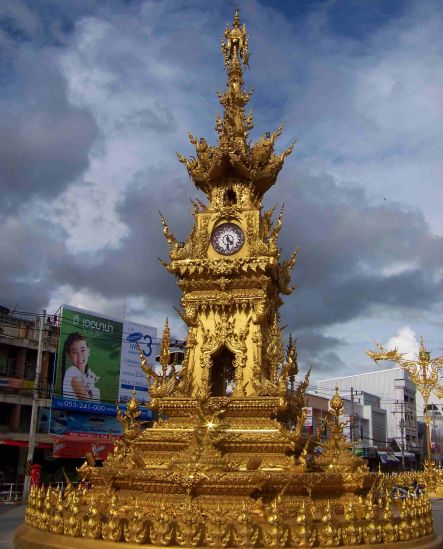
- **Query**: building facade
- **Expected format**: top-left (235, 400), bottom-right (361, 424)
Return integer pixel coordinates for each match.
top-left (317, 368), bottom-right (420, 465)
top-left (0, 307), bottom-right (57, 485)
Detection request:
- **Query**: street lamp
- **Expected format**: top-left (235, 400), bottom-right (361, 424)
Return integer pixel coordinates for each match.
top-left (367, 337), bottom-right (443, 465)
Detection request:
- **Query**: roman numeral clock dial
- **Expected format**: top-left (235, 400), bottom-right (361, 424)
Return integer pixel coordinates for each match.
top-left (211, 223), bottom-right (245, 256)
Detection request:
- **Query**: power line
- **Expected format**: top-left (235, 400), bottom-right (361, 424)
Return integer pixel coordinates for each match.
top-left (0, 316), bottom-right (183, 346)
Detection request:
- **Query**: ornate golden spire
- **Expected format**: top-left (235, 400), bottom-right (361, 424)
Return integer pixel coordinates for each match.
top-left (217, 5), bottom-right (252, 149)
top-left (330, 385), bottom-right (345, 418)
top-left (221, 5), bottom-right (249, 70)
top-left (419, 335), bottom-right (431, 362)
top-left (286, 334), bottom-right (299, 389)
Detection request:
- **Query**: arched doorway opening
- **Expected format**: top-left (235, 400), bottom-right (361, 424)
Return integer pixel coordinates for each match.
top-left (223, 188), bottom-right (237, 206)
top-left (210, 346), bottom-right (236, 397)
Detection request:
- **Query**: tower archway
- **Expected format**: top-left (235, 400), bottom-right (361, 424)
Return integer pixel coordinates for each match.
top-left (210, 346), bottom-right (236, 397)
top-left (223, 188), bottom-right (237, 206)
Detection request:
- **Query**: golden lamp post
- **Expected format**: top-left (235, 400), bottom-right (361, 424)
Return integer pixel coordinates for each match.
top-left (367, 337), bottom-right (443, 465)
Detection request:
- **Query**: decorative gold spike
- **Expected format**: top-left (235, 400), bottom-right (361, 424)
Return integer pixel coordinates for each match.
top-left (159, 210), bottom-right (179, 253)
top-left (159, 318), bottom-right (170, 377)
top-left (286, 334), bottom-right (298, 379)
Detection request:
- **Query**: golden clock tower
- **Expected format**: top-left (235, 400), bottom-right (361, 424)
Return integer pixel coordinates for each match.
top-left (20, 8), bottom-right (435, 548)
top-left (160, 6), bottom-right (297, 402)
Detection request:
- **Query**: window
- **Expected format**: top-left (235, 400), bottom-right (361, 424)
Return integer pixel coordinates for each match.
top-left (24, 350), bottom-right (37, 380)
top-left (223, 188), bottom-right (237, 206)
top-left (0, 347), bottom-right (19, 377)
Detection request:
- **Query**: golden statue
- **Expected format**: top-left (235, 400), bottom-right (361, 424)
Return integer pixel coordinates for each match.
top-left (367, 337), bottom-right (443, 463)
top-left (16, 7), bottom-right (438, 548)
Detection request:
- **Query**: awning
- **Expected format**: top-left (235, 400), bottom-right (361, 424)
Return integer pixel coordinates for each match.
top-left (394, 452), bottom-right (417, 460)
top-left (378, 451), bottom-right (399, 463)
top-left (0, 440), bottom-right (52, 449)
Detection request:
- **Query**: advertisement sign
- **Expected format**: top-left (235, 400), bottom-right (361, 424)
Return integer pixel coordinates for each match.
top-left (54, 305), bottom-right (157, 408)
top-left (119, 319), bottom-right (155, 402)
top-left (340, 414), bottom-right (351, 441)
top-left (44, 409), bottom-right (123, 437)
top-left (303, 407), bottom-right (313, 434)
top-left (52, 438), bottom-right (115, 460)
top-left (50, 398), bottom-right (153, 418)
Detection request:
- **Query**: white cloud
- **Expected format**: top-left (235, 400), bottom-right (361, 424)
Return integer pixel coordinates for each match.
top-left (45, 285), bottom-right (127, 319)
top-left (385, 326), bottom-right (419, 359)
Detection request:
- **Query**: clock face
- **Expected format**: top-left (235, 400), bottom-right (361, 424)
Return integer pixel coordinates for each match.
top-left (211, 223), bottom-right (245, 256)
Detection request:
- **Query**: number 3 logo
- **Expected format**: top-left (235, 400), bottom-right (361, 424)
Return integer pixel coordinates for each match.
top-left (142, 335), bottom-right (152, 357)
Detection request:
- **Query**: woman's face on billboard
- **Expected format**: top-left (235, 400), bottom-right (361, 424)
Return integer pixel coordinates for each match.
top-left (69, 340), bottom-right (89, 372)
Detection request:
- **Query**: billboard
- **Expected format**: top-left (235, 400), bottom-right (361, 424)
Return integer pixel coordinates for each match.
top-left (119, 319), bottom-right (156, 401)
top-left (40, 408), bottom-right (123, 437)
top-left (52, 438), bottom-right (115, 460)
top-left (54, 305), bottom-right (157, 409)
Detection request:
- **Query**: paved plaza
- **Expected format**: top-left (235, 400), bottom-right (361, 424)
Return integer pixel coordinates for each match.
top-left (0, 505), bottom-right (24, 549)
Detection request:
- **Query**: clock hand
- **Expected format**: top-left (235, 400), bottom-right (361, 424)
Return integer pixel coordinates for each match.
top-left (224, 234), bottom-right (234, 250)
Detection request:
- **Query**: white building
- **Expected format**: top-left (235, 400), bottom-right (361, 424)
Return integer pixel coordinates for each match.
top-left (351, 391), bottom-right (387, 448)
top-left (317, 368), bottom-right (418, 453)
top-left (415, 393), bottom-right (443, 464)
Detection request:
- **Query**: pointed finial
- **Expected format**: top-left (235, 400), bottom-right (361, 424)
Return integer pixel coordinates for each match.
top-left (126, 388), bottom-right (141, 418)
top-left (160, 318), bottom-right (170, 376)
top-left (419, 336), bottom-right (430, 362)
top-left (286, 334), bottom-right (298, 378)
top-left (221, 5), bottom-right (249, 69)
top-left (330, 385), bottom-right (344, 417)
top-left (234, 3), bottom-right (240, 27)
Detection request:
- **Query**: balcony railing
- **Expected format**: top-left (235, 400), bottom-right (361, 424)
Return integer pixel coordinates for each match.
top-left (0, 383), bottom-right (53, 400)
top-left (0, 481), bottom-right (24, 504)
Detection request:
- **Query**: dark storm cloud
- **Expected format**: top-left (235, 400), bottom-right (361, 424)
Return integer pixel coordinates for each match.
top-left (26, 158), bottom-right (440, 338)
top-left (0, 215), bottom-right (68, 311)
top-left (275, 169), bottom-right (443, 332)
top-left (48, 167), bottom-right (190, 308)
top-left (0, 30), bottom-right (98, 212)
top-left (289, 331), bottom-right (345, 376)
top-left (308, 351), bottom-right (346, 376)
top-left (294, 332), bottom-right (343, 354)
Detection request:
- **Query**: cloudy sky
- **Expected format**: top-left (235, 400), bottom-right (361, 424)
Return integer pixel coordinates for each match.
top-left (1, 0), bottom-right (442, 382)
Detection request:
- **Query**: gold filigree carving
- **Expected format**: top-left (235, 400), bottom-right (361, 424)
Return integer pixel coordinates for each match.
top-left (201, 313), bottom-right (250, 397)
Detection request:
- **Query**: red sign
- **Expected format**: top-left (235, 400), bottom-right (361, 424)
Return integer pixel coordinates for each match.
top-left (0, 377), bottom-right (23, 389)
top-left (51, 438), bottom-right (115, 460)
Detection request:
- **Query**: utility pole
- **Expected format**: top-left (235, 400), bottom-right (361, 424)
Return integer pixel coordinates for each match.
top-left (350, 386), bottom-right (355, 444)
top-left (392, 402), bottom-right (406, 470)
top-left (399, 401), bottom-right (406, 471)
top-left (23, 309), bottom-right (46, 501)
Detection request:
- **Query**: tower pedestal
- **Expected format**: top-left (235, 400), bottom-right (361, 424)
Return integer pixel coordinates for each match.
top-left (14, 524), bottom-right (443, 549)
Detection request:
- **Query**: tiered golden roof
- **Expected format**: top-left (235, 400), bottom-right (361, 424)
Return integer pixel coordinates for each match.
top-left (177, 6), bottom-right (294, 197)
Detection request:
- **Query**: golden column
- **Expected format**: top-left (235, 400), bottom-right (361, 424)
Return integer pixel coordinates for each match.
top-left (367, 337), bottom-right (443, 464)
